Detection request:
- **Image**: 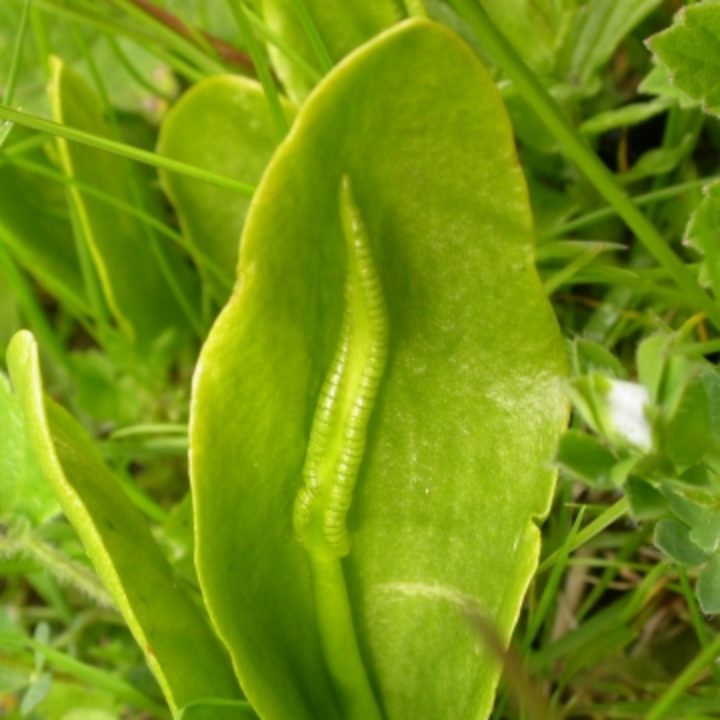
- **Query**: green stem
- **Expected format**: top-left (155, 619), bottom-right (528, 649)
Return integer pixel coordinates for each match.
top-left (0, 104), bottom-right (255, 195)
top-left (448, 0), bottom-right (720, 328)
top-left (310, 545), bottom-right (383, 720)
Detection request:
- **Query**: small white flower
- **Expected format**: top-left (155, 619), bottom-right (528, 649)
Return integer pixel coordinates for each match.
top-left (606, 380), bottom-right (652, 450)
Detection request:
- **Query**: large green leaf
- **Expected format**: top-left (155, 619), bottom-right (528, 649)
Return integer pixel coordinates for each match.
top-left (191, 18), bottom-right (567, 720)
top-left (158, 76), bottom-right (295, 301)
top-left (260, 0), bottom-right (403, 100)
top-left (49, 57), bottom-right (197, 346)
top-left (6, 331), bottom-right (242, 716)
top-left (648, 2), bottom-right (720, 118)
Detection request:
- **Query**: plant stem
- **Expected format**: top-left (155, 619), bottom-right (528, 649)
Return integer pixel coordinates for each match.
top-left (448, 0), bottom-right (720, 329)
top-left (0, 105), bottom-right (255, 195)
top-left (309, 546), bottom-right (383, 720)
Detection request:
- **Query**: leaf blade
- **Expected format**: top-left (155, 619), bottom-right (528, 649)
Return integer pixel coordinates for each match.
top-left (6, 331), bottom-right (242, 715)
top-left (192, 18), bottom-right (567, 720)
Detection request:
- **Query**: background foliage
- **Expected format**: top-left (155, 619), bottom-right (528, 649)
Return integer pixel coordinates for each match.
top-left (2, 0), bottom-right (720, 718)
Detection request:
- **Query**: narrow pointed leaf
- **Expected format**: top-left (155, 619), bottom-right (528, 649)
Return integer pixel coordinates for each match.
top-left (49, 57), bottom-right (197, 345)
top-left (192, 19), bottom-right (567, 720)
top-left (6, 331), bottom-right (242, 715)
top-left (158, 76), bottom-right (295, 300)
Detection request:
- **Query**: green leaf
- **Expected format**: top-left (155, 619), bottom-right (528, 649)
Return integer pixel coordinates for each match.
top-left (191, 19), bottom-right (567, 720)
top-left (19, 671), bottom-right (53, 716)
top-left (626, 476), bottom-right (667, 520)
top-left (686, 181), bottom-right (720, 300)
top-left (49, 56), bottom-right (197, 346)
top-left (260, 0), bottom-right (403, 100)
top-left (557, 429), bottom-right (617, 487)
top-left (571, 337), bottom-right (626, 378)
top-left (658, 353), bottom-right (696, 420)
top-left (661, 372), bottom-right (712, 467)
top-left (648, 2), bottom-right (720, 118)
top-left (698, 553), bottom-right (720, 614)
top-left (619, 133), bottom-right (695, 185)
top-left (637, 333), bottom-right (671, 405)
top-left (0, 131), bottom-right (88, 316)
top-left (638, 63), bottom-right (697, 109)
top-left (6, 331), bottom-right (242, 716)
top-left (579, 98), bottom-right (672, 136)
top-left (663, 484), bottom-right (720, 555)
top-left (654, 518), bottom-right (709, 567)
top-left (158, 75), bottom-right (295, 300)
top-left (0, 372), bottom-right (58, 524)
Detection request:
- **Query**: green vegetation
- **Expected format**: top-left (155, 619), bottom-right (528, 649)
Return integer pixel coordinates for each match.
top-left (1, 1), bottom-right (720, 718)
